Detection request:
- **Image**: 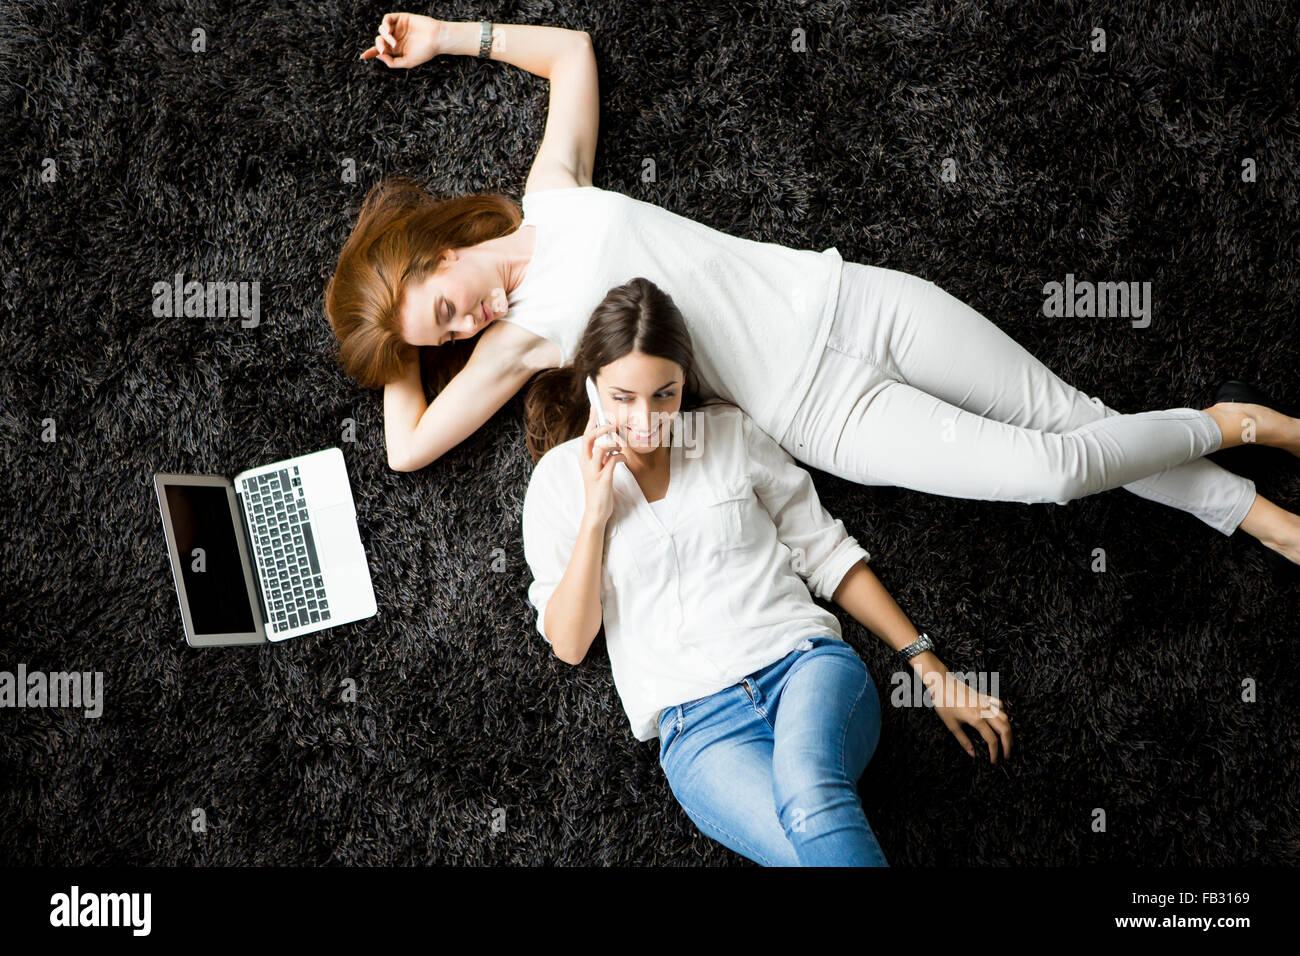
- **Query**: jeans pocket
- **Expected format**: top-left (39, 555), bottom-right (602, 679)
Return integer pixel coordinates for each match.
top-left (678, 691), bottom-right (712, 714)
top-left (658, 705), bottom-right (683, 763)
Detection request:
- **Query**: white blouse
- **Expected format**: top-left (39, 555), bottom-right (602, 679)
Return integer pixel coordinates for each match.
top-left (521, 404), bottom-right (870, 742)
top-left (505, 186), bottom-right (843, 447)
top-left (648, 496), bottom-right (672, 523)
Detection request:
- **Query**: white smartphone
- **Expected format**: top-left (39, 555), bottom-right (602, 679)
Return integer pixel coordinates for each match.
top-left (586, 376), bottom-right (624, 462)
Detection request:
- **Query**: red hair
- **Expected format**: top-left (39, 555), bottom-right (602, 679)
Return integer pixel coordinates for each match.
top-left (324, 177), bottom-right (522, 395)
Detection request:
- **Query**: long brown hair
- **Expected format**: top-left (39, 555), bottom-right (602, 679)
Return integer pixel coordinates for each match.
top-left (323, 177), bottom-right (522, 396)
top-left (523, 277), bottom-right (736, 464)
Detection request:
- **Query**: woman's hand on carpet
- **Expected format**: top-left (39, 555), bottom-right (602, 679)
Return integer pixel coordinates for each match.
top-left (925, 669), bottom-right (1012, 764)
top-left (361, 13), bottom-right (444, 68)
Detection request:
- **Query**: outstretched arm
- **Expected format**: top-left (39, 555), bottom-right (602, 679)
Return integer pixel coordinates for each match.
top-left (362, 15), bottom-right (598, 188)
top-left (740, 411), bottom-right (1012, 762)
top-left (830, 565), bottom-right (1012, 764)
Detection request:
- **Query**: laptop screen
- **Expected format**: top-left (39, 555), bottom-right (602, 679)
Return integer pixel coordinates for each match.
top-left (163, 483), bottom-right (258, 635)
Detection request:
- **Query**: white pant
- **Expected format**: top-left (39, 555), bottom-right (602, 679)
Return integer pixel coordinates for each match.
top-left (780, 262), bottom-right (1257, 536)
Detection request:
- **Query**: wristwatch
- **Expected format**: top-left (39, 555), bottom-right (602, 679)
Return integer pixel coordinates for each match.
top-left (477, 20), bottom-right (493, 58)
top-left (897, 631), bottom-right (935, 662)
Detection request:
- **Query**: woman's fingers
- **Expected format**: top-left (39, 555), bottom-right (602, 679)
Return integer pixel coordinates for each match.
top-left (598, 433), bottom-right (622, 470)
top-left (601, 449), bottom-right (621, 479)
top-left (380, 14), bottom-right (403, 53)
top-left (948, 722), bottom-right (975, 757)
top-left (974, 721), bottom-right (999, 763)
top-left (582, 422), bottom-right (615, 463)
top-left (980, 693), bottom-right (1012, 758)
top-left (362, 14), bottom-right (407, 62)
top-left (994, 714), bottom-right (1012, 758)
top-left (945, 711), bottom-right (1010, 762)
top-left (596, 425), bottom-right (623, 473)
top-left (363, 35), bottom-right (393, 66)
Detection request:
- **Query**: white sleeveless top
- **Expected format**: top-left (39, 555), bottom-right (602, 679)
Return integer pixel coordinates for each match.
top-left (504, 186), bottom-right (843, 446)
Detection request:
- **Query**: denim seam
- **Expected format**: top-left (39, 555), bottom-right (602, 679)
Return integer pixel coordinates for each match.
top-left (745, 679), bottom-right (774, 730)
top-left (659, 706), bottom-right (684, 760)
top-left (677, 799), bottom-right (783, 867)
top-left (840, 669), bottom-right (869, 775)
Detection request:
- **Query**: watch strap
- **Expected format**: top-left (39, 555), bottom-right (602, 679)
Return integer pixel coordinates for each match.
top-left (898, 631), bottom-right (935, 661)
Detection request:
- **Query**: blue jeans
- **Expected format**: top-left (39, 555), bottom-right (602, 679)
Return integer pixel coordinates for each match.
top-left (656, 634), bottom-right (888, 866)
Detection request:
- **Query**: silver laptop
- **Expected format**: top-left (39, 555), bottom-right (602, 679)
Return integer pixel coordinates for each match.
top-left (154, 447), bottom-right (377, 646)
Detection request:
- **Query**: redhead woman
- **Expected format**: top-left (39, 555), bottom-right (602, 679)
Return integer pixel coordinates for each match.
top-left (328, 13), bottom-right (1300, 567)
top-left (520, 277), bottom-right (1011, 866)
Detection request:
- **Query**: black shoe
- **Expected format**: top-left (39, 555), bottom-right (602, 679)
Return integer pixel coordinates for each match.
top-left (1206, 379), bottom-right (1297, 476)
top-left (1212, 380), bottom-right (1297, 420)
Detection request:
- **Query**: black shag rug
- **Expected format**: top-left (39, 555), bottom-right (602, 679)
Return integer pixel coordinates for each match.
top-left (2, 0), bottom-right (1298, 865)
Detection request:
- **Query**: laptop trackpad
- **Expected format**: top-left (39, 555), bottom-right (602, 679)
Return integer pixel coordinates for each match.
top-left (314, 505), bottom-right (365, 569)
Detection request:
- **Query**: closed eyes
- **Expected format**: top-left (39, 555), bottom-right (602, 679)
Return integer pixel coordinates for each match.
top-left (437, 296), bottom-right (452, 346)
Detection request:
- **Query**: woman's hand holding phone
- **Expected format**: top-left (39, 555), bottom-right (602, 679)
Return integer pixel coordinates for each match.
top-left (580, 405), bottom-right (626, 527)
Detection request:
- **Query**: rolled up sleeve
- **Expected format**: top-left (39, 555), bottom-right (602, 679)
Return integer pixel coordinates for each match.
top-left (741, 412), bottom-right (870, 601)
top-left (521, 451), bottom-right (583, 643)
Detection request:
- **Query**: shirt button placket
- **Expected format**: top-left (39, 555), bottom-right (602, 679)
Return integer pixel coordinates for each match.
top-left (668, 548), bottom-right (682, 630)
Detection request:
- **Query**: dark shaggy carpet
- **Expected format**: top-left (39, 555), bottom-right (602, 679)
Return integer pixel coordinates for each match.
top-left (2, 0), bottom-right (1298, 866)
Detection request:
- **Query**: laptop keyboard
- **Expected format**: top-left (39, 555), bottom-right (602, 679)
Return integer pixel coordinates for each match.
top-left (241, 466), bottom-right (330, 634)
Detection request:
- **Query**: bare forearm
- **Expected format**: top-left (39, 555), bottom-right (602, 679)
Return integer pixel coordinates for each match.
top-left (832, 561), bottom-right (948, 678)
top-left (544, 515), bottom-right (607, 663)
top-left (439, 20), bottom-right (589, 79)
top-left (383, 359), bottom-right (427, 470)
